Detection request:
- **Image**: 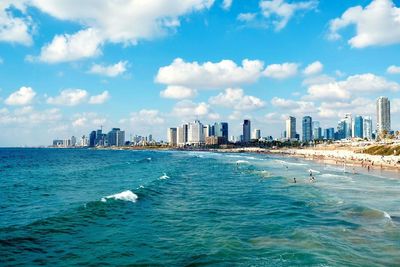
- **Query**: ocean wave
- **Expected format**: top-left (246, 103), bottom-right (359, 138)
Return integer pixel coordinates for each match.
top-left (236, 160), bottom-right (250, 164)
top-left (101, 190), bottom-right (138, 203)
top-left (308, 169), bottom-right (320, 174)
top-left (275, 160), bottom-right (308, 166)
top-left (345, 206), bottom-right (392, 221)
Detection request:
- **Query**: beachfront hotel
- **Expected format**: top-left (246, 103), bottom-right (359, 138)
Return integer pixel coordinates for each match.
top-left (377, 96), bottom-right (391, 134)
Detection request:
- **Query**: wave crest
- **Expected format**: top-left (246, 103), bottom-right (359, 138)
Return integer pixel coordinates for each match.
top-left (101, 190), bottom-right (138, 203)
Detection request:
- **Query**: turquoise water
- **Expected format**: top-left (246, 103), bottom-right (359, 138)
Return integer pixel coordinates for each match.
top-left (1, 148), bottom-right (400, 266)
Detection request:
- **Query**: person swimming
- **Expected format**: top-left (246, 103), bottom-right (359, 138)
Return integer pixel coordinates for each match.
top-left (293, 177), bottom-right (297, 183)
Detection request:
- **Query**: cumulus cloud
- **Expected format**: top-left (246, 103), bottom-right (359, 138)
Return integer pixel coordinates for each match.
top-left (89, 91), bottom-right (110, 104)
top-left (306, 73), bottom-right (400, 100)
top-left (387, 65), bottom-right (400, 74)
top-left (89, 61), bottom-right (128, 77)
top-left (263, 62), bottom-right (299, 79)
top-left (121, 109), bottom-right (165, 126)
top-left (156, 58), bottom-right (264, 89)
top-left (303, 61), bottom-right (323, 76)
top-left (28, 0), bottom-right (214, 62)
top-left (0, 106), bottom-right (62, 125)
top-left (271, 97), bottom-right (315, 115)
top-left (38, 28), bottom-right (103, 63)
top-left (209, 88), bottom-right (265, 110)
top-left (172, 100), bottom-right (219, 120)
top-left (259, 0), bottom-right (318, 31)
top-left (72, 112), bottom-right (106, 128)
top-left (0, 1), bottom-right (33, 45)
top-left (47, 89), bottom-right (89, 106)
top-left (328, 0), bottom-right (400, 48)
top-left (5, 86), bottom-right (36, 106)
top-left (160, 85), bottom-right (197, 99)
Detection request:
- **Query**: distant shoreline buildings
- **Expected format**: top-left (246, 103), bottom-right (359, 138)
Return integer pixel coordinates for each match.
top-left (52, 96), bottom-right (397, 148)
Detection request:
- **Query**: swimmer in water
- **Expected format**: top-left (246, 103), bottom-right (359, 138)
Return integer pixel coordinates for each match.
top-left (293, 177), bottom-right (297, 183)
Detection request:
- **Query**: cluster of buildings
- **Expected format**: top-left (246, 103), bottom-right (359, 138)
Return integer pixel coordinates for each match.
top-left (287, 96), bottom-right (392, 142)
top-left (167, 96), bottom-right (395, 147)
top-left (52, 127), bottom-right (126, 148)
top-left (167, 119), bottom-right (265, 147)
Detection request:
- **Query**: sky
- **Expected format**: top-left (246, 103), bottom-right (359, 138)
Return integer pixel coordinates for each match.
top-left (0, 0), bottom-right (400, 146)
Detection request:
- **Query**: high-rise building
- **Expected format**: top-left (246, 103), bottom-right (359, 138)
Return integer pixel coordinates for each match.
top-left (353, 115), bottom-right (363, 138)
top-left (337, 119), bottom-right (346, 140)
top-left (214, 122), bottom-right (229, 139)
top-left (204, 125), bottom-right (212, 138)
top-left (376, 96), bottom-right (391, 133)
top-left (312, 121), bottom-right (322, 140)
top-left (108, 128), bottom-right (125, 146)
top-left (243, 120), bottom-right (251, 143)
top-left (71, 136), bottom-right (77, 146)
top-left (167, 128), bottom-right (177, 146)
top-left (363, 116), bottom-right (373, 140)
top-left (286, 116), bottom-right (296, 140)
top-left (253, 129), bottom-right (261, 140)
top-left (188, 120), bottom-right (204, 145)
top-left (324, 128), bottom-right (335, 140)
top-left (89, 131), bottom-right (96, 147)
top-left (344, 113), bottom-right (352, 138)
top-left (177, 123), bottom-right (188, 146)
top-left (302, 116), bottom-right (312, 142)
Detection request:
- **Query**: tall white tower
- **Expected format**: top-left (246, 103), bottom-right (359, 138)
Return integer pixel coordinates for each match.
top-left (376, 96), bottom-right (391, 133)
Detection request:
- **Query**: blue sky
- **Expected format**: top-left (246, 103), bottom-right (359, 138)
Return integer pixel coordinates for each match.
top-left (0, 0), bottom-right (400, 146)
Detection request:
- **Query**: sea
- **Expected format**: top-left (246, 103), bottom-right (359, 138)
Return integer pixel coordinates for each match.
top-left (1, 148), bottom-right (400, 266)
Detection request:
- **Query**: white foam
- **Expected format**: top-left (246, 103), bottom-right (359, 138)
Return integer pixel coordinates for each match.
top-left (159, 173), bottom-right (170, 180)
top-left (383, 211), bottom-right (391, 219)
top-left (308, 169), bottom-right (320, 174)
top-left (275, 160), bottom-right (307, 166)
top-left (236, 160), bottom-right (250, 164)
top-left (101, 190), bottom-right (138, 203)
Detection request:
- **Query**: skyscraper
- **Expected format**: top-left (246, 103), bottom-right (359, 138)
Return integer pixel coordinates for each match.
top-left (376, 96), bottom-right (391, 133)
top-left (302, 116), bottom-right (312, 142)
top-left (167, 128), bottom-right (177, 146)
top-left (353, 115), bottom-right (363, 138)
top-left (108, 128), bottom-right (125, 146)
top-left (243, 120), bottom-right (251, 143)
top-left (324, 128), bottom-right (335, 140)
top-left (214, 122), bottom-right (229, 139)
top-left (89, 131), bottom-right (96, 147)
top-left (344, 113), bottom-right (352, 139)
top-left (188, 120), bottom-right (204, 145)
top-left (286, 116), bottom-right (296, 140)
top-left (177, 123), bottom-right (188, 146)
top-left (253, 129), bottom-right (261, 140)
top-left (363, 116), bottom-right (372, 140)
top-left (312, 121), bottom-right (322, 140)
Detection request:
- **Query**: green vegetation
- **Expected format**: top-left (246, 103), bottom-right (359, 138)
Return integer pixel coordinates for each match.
top-left (363, 145), bottom-right (400, 156)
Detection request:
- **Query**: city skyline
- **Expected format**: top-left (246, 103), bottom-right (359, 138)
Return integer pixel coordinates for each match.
top-left (1, 0), bottom-right (400, 146)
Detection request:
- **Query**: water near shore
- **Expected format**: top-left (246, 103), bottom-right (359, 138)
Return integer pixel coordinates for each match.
top-left (1, 148), bottom-right (400, 266)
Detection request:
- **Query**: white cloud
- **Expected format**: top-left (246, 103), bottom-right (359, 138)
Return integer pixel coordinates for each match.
top-left (222, 0), bottom-right (233, 10)
top-left (306, 73), bottom-right (400, 100)
top-left (29, 0), bottom-right (214, 62)
top-left (38, 28), bottom-right (103, 63)
top-left (89, 91), bottom-right (110, 104)
top-left (0, 1), bottom-right (33, 45)
top-left (47, 89), bottom-right (88, 106)
top-left (172, 100), bottom-right (219, 120)
top-left (302, 74), bottom-right (335, 86)
top-left (160, 85), bottom-right (197, 99)
top-left (0, 106), bottom-right (62, 125)
top-left (89, 61), bottom-right (128, 77)
top-left (72, 112), bottom-right (106, 128)
top-left (328, 0), bottom-right (400, 48)
top-left (259, 0), bottom-right (318, 31)
top-left (123, 109), bottom-right (165, 126)
top-left (263, 62), bottom-right (298, 79)
top-left (271, 97), bottom-right (315, 115)
top-left (209, 88), bottom-right (265, 110)
top-left (387, 65), bottom-right (400, 74)
top-left (156, 58), bottom-right (264, 89)
top-left (5, 86), bottom-right (36, 106)
top-left (303, 61), bottom-right (323, 76)
top-left (237, 13), bottom-right (257, 22)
